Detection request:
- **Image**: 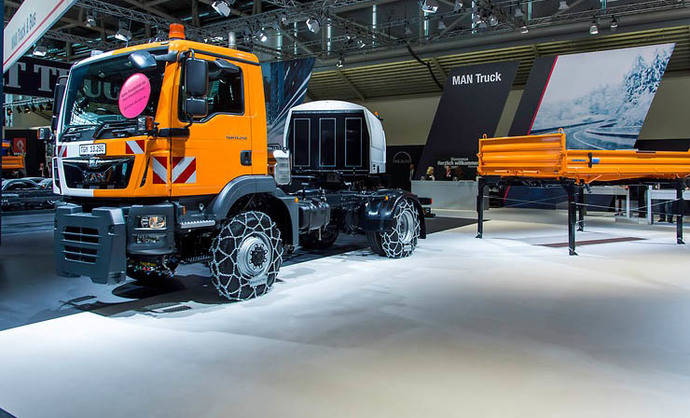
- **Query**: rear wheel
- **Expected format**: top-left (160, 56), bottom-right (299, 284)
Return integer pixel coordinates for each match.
top-left (367, 198), bottom-right (420, 258)
top-left (210, 211), bottom-right (283, 301)
top-left (300, 223), bottom-right (339, 249)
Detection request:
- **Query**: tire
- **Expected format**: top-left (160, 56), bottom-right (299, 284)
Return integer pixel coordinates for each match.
top-left (300, 223), bottom-right (339, 249)
top-left (367, 198), bottom-right (420, 258)
top-left (210, 211), bottom-right (283, 301)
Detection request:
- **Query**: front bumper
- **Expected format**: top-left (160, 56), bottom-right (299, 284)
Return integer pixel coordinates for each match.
top-left (55, 203), bottom-right (176, 284)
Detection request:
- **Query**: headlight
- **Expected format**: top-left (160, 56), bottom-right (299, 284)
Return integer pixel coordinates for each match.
top-left (138, 215), bottom-right (167, 230)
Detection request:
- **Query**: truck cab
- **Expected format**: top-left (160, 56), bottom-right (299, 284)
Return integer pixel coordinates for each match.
top-left (52, 24), bottom-right (424, 301)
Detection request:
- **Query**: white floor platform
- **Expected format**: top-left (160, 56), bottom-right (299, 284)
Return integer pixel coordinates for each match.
top-left (2, 209), bottom-right (690, 417)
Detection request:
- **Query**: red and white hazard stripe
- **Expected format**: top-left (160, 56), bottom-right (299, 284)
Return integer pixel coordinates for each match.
top-left (125, 140), bottom-right (145, 155)
top-left (152, 156), bottom-right (168, 184)
top-left (172, 156), bottom-right (197, 184)
top-left (56, 145), bottom-right (68, 158)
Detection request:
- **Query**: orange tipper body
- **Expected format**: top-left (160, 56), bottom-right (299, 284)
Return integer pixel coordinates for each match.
top-left (477, 131), bottom-right (690, 183)
top-left (54, 39), bottom-right (267, 198)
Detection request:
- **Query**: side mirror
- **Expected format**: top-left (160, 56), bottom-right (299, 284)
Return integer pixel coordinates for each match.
top-left (51, 76), bottom-right (67, 132)
top-left (184, 57), bottom-right (209, 97)
top-left (129, 50), bottom-right (158, 70)
top-left (38, 127), bottom-right (53, 142)
top-left (184, 97), bottom-right (208, 118)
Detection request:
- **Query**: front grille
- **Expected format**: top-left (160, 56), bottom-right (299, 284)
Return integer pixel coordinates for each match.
top-left (63, 157), bottom-right (134, 189)
top-left (63, 226), bottom-right (100, 244)
top-left (62, 226), bottom-right (100, 264)
top-left (64, 245), bottom-right (98, 263)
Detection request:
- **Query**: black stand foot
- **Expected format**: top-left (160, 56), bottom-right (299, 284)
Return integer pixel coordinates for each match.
top-left (577, 185), bottom-right (585, 232)
top-left (677, 182), bottom-right (685, 245)
top-left (476, 178), bottom-right (485, 239)
top-left (566, 184), bottom-right (578, 256)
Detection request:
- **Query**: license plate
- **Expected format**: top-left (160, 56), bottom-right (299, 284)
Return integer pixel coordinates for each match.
top-left (79, 143), bottom-right (106, 156)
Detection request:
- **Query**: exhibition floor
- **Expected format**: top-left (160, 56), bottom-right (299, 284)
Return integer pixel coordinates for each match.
top-left (2, 209), bottom-right (690, 417)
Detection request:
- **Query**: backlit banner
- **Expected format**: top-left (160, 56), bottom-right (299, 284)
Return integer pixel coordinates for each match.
top-left (415, 61), bottom-right (519, 179)
top-left (525, 44), bottom-right (675, 149)
top-left (261, 58), bottom-right (315, 146)
top-left (3, 0), bottom-right (78, 72)
top-left (3, 57), bottom-right (72, 98)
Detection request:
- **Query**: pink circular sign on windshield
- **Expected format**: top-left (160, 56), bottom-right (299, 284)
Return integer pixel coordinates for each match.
top-left (118, 73), bottom-right (151, 118)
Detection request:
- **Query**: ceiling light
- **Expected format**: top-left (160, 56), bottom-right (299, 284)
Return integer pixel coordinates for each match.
top-left (279, 14), bottom-right (289, 26)
top-left (453, 0), bottom-right (463, 12)
top-left (336, 55), bottom-right (344, 68)
top-left (558, 0), bottom-right (568, 11)
top-left (115, 28), bottom-right (132, 42)
top-left (255, 29), bottom-right (268, 43)
top-left (520, 25), bottom-right (528, 34)
top-left (610, 15), bottom-right (618, 30)
top-left (32, 45), bottom-right (48, 57)
top-left (306, 17), bottom-right (320, 33)
top-left (438, 18), bottom-right (446, 30)
top-left (421, 0), bottom-right (439, 14)
top-left (85, 14), bottom-right (97, 28)
top-left (589, 17), bottom-right (599, 35)
top-left (212, 1), bottom-right (232, 17)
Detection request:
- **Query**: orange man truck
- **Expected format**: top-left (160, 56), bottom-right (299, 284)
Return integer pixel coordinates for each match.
top-left (47, 24), bottom-right (425, 300)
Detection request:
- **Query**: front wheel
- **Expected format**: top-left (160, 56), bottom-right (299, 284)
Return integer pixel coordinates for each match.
top-left (210, 211), bottom-right (283, 301)
top-left (367, 198), bottom-right (420, 258)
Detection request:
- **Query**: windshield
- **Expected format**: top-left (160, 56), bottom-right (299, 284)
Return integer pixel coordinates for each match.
top-left (60, 50), bottom-right (165, 138)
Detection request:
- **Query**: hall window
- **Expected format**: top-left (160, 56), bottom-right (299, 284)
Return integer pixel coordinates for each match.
top-left (293, 118), bottom-right (310, 167)
top-left (319, 118), bottom-right (336, 167)
top-left (345, 117), bottom-right (362, 167)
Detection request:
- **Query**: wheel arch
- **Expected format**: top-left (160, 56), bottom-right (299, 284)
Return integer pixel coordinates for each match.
top-left (208, 176), bottom-right (299, 247)
top-left (359, 190), bottom-right (426, 238)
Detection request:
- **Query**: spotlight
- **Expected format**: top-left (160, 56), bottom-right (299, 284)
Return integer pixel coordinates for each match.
top-left (279, 13), bottom-right (289, 26)
top-left (514, 7), bottom-right (524, 18)
top-left (421, 0), bottom-right (439, 14)
top-left (24, 105), bottom-right (31, 113)
top-left (16, 106), bottom-right (23, 114)
top-left (453, 0), bottom-right (463, 12)
top-left (489, 15), bottom-right (499, 26)
top-left (32, 45), bottom-right (48, 57)
top-left (610, 15), bottom-right (618, 30)
top-left (589, 17), bottom-right (599, 35)
top-left (85, 14), bottom-right (97, 28)
top-left (31, 104), bottom-right (37, 112)
top-left (212, 0), bottom-right (232, 17)
top-left (356, 39), bottom-right (366, 48)
top-left (520, 25), bottom-right (528, 34)
top-left (306, 17), bottom-right (320, 33)
top-left (336, 55), bottom-right (344, 68)
top-left (558, 0), bottom-right (568, 10)
top-left (405, 24), bottom-right (413, 35)
top-left (115, 24), bottom-right (132, 42)
top-left (438, 18), bottom-right (446, 30)
top-left (255, 29), bottom-right (268, 43)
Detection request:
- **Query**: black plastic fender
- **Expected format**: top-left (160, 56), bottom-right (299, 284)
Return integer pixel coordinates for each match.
top-left (206, 175), bottom-right (299, 246)
top-left (358, 189), bottom-right (426, 238)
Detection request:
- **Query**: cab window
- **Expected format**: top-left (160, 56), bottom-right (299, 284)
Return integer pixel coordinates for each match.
top-left (179, 60), bottom-right (244, 121)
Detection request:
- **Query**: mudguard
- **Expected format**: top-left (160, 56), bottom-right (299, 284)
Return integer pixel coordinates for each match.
top-left (358, 189), bottom-right (427, 238)
top-left (206, 175), bottom-right (299, 246)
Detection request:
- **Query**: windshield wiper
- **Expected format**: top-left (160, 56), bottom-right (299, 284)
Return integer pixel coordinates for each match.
top-left (93, 120), bottom-right (137, 139)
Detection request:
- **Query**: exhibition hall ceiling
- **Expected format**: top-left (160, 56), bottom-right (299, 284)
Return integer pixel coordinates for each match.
top-left (4, 0), bottom-right (690, 100)
top-left (310, 24), bottom-right (690, 100)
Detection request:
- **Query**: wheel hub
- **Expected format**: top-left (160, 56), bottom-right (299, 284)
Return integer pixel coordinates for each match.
top-left (397, 210), bottom-right (415, 245)
top-left (237, 235), bottom-right (272, 286)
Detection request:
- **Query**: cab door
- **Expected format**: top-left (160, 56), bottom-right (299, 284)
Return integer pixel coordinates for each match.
top-left (171, 58), bottom-right (252, 197)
